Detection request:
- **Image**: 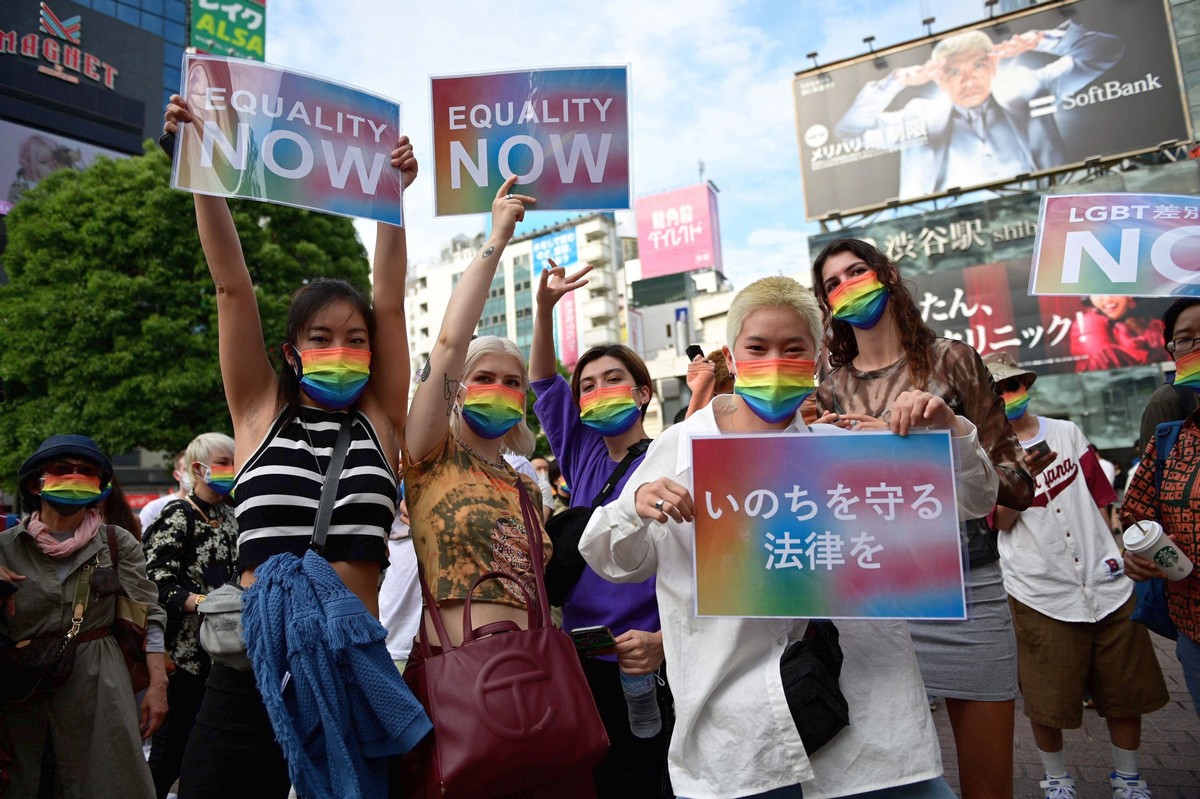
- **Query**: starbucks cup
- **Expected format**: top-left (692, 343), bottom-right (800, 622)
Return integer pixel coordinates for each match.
top-left (1123, 521), bottom-right (1194, 581)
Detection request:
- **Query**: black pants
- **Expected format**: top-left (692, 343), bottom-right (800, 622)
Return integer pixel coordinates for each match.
top-left (580, 657), bottom-right (673, 799)
top-left (177, 664), bottom-right (291, 799)
top-left (149, 667), bottom-right (207, 799)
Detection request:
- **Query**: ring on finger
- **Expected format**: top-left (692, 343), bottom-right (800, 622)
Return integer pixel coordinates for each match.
top-left (505, 193), bottom-right (514, 200)
top-left (654, 499), bottom-right (665, 511)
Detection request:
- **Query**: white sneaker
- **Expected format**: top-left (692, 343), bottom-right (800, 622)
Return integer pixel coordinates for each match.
top-left (1041, 774), bottom-right (1077, 799)
top-left (1111, 772), bottom-right (1151, 799)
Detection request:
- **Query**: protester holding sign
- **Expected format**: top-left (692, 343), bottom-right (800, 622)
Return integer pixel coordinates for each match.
top-left (581, 276), bottom-right (995, 799)
top-left (529, 261), bottom-right (667, 797)
top-left (812, 238), bottom-right (1034, 799)
top-left (164, 95), bottom-right (419, 798)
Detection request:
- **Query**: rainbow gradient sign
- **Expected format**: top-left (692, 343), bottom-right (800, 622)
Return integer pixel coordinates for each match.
top-left (171, 55), bottom-right (404, 225)
top-left (1029, 194), bottom-right (1200, 298)
top-left (691, 431), bottom-right (966, 619)
top-left (431, 66), bottom-right (630, 216)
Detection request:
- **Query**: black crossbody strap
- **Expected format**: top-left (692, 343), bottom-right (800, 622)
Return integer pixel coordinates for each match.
top-left (590, 438), bottom-right (652, 509)
top-left (310, 415), bottom-right (355, 553)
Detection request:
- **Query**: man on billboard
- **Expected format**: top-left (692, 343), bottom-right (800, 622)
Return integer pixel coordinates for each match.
top-left (836, 21), bottom-right (1124, 199)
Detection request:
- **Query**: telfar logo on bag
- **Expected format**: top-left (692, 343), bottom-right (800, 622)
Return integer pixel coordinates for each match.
top-left (475, 650), bottom-right (556, 740)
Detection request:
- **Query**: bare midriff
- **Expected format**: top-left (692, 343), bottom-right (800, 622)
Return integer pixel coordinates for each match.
top-left (240, 559), bottom-right (382, 618)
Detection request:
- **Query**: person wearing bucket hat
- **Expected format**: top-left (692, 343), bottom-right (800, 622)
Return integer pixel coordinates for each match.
top-left (1, 433), bottom-right (169, 797)
top-left (987, 356), bottom-right (1168, 799)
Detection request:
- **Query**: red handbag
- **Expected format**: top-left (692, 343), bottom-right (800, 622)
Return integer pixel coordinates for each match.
top-left (399, 481), bottom-right (609, 798)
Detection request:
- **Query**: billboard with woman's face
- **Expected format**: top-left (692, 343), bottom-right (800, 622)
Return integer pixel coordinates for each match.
top-left (0, 120), bottom-right (127, 215)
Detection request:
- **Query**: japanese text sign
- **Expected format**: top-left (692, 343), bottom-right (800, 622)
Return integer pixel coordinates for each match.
top-left (431, 66), bottom-right (631, 216)
top-left (691, 431), bottom-right (966, 619)
top-left (171, 54), bottom-right (404, 226)
top-left (1030, 193), bottom-right (1200, 298)
top-left (190, 0), bottom-right (265, 61)
top-left (635, 183), bottom-right (722, 279)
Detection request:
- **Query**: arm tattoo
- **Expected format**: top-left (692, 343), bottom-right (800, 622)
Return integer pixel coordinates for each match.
top-left (443, 375), bottom-right (459, 417)
top-left (481, 246), bottom-right (495, 259)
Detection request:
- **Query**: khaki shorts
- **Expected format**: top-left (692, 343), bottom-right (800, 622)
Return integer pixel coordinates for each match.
top-left (1008, 594), bottom-right (1169, 729)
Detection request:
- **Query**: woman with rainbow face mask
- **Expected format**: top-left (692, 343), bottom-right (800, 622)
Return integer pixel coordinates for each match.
top-left (405, 177), bottom-right (585, 796)
top-left (580, 276), bottom-right (985, 799)
top-left (811, 238), bottom-right (1034, 799)
top-left (163, 97), bottom-right (418, 798)
top-left (528, 259), bottom-right (666, 798)
top-left (1, 434), bottom-right (169, 797)
top-left (142, 432), bottom-right (239, 798)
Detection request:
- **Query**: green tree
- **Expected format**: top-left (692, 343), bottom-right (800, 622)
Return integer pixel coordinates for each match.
top-left (0, 143), bottom-right (370, 490)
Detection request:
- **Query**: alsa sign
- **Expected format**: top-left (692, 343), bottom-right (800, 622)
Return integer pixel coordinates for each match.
top-left (0, 2), bottom-right (119, 90)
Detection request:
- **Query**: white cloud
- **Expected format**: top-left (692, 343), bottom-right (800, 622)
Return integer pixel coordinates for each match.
top-left (261, 1), bottom-right (992, 284)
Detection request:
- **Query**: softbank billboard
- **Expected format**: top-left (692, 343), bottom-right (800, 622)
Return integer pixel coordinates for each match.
top-left (634, 182), bottom-right (722, 280)
top-left (792, 0), bottom-right (1192, 219)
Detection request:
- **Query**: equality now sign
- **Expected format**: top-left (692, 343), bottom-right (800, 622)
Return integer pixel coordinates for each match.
top-left (1029, 193), bottom-right (1200, 298)
top-left (691, 431), bottom-right (965, 620)
top-left (171, 55), bottom-right (405, 225)
top-left (431, 66), bottom-right (630, 216)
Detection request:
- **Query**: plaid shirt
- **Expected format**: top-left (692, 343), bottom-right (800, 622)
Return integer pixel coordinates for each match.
top-left (1122, 409), bottom-right (1200, 642)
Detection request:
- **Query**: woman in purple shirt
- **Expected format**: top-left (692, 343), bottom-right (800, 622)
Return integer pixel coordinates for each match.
top-left (530, 260), bottom-right (668, 798)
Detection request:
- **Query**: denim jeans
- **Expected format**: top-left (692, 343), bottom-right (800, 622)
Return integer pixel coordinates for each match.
top-left (1176, 632), bottom-right (1200, 718)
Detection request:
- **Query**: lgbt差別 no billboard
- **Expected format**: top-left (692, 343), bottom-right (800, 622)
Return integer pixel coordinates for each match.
top-left (634, 183), bottom-right (722, 280)
top-left (1030, 193), bottom-right (1200, 299)
top-left (792, 0), bottom-right (1191, 219)
top-left (691, 431), bottom-right (965, 620)
top-left (171, 54), bottom-right (404, 225)
top-left (431, 66), bottom-right (630, 216)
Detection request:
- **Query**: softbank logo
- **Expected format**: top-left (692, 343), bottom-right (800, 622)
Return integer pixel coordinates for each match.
top-left (1027, 74), bottom-right (1164, 116)
top-left (1029, 94), bottom-right (1055, 119)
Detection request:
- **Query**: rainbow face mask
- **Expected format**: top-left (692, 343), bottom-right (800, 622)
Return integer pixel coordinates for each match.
top-left (733, 358), bottom-right (817, 424)
top-left (829, 272), bottom-right (889, 329)
top-left (297, 347), bottom-right (371, 410)
top-left (1174, 349), bottom-right (1200, 392)
top-left (461, 384), bottom-right (525, 440)
top-left (1000, 386), bottom-right (1031, 421)
top-left (204, 465), bottom-right (236, 497)
top-left (39, 473), bottom-right (110, 507)
top-left (579, 386), bottom-right (642, 437)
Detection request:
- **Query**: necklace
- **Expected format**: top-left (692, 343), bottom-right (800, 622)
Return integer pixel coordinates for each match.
top-left (458, 439), bottom-right (506, 470)
top-left (185, 495), bottom-right (220, 530)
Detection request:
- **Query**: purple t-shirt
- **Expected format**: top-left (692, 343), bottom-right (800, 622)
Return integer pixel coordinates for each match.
top-left (532, 375), bottom-right (660, 645)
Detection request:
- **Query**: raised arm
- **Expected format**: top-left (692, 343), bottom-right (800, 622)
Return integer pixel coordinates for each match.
top-left (405, 176), bottom-right (535, 463)
top-left (364, 137), bottom-right (418, 438)
top-left (165, 96), bottom-right (276, 434)
top-left (530, 259), bottom-right (592, 382)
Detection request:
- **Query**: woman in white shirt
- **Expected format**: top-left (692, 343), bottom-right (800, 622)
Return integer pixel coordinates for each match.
top-left (581, 276), bottom-right (1000, 799)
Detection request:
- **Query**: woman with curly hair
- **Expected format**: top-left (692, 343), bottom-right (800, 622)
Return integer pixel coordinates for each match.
top-left (811, 238), bottom-right (1034, 799)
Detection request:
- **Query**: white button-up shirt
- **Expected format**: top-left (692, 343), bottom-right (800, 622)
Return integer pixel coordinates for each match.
top-left (999, 416), bottom-right (1129, 622)
top-left (581, 398), bottom-right (999, 799)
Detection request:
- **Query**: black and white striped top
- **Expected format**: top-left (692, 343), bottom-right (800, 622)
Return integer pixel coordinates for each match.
top-left (233, 406), bottom-right (396, 570)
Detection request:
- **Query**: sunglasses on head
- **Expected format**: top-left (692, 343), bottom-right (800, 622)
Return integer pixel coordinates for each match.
top-left (42, 461), bottom-right (103, 478)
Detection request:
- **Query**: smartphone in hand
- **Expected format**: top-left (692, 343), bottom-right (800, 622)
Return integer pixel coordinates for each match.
top-left (685, 345), bottom-right (705, 361)
top-left (1024, 440), bottom-right (1051, 459)
top-left (570, 625), bottom-right (618, 656)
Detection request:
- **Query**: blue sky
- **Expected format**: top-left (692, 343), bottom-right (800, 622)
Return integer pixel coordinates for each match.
top-left (267, 0), bottom-right (1001, 286)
